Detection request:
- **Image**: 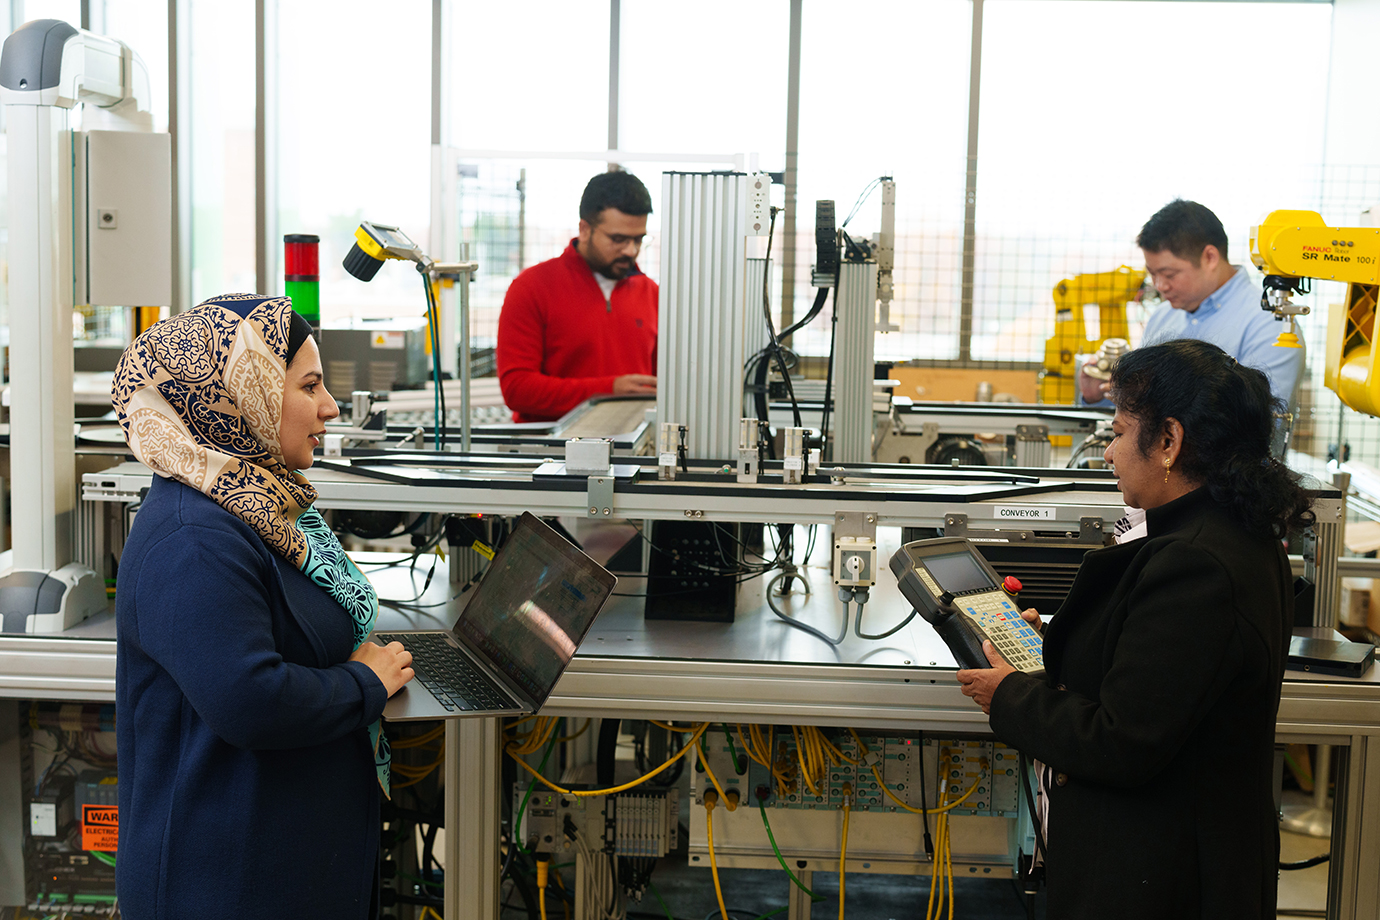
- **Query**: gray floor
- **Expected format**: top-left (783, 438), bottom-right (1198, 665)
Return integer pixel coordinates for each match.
top-left (644, 859), bottom-right (1044, 920)
top-left (633, 823), bottom-right (1330, 920)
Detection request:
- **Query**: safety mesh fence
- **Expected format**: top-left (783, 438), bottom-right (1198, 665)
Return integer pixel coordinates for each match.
top-left (455, 161), bottom-right (1380, 475)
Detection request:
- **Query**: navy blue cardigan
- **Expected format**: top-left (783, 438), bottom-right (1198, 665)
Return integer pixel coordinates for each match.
top-left (116, 476), bottom-right (387, 920)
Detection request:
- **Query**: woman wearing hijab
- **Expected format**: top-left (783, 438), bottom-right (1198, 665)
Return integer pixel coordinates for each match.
top-left (957, 339), bottom-right (1312, 919)
top-left (112, 294), bottom-right (414, 920)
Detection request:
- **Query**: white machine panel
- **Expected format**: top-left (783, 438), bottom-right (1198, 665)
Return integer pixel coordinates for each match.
top-left (85, 129), bottom-right (171, 307)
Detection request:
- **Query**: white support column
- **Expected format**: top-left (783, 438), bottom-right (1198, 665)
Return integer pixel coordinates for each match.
top-left (8, 104), bottom-right (74, 572)
top-left (1336, 734), bottom-right (1380, 919)
top-left (446, 717), bottom-right (503, 920)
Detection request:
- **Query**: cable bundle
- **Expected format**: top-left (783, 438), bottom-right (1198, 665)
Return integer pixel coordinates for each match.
top-left (390, 723), bottom-right (445, 789)
top-left (923, 782), bottom-right (954, 920)
top-left (570, 830), bottom-right (626, 920)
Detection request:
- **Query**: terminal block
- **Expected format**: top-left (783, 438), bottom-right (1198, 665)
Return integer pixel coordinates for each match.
top-left (514, 788), bottom-right (679, 857)
top-left (691, 728), bottom-right (1020, 818)
top-left (685, 727), bottom-right (1026, 878)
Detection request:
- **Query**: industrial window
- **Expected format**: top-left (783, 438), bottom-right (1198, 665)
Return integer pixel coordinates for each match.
top-left (274, 0), bottom-right (431, 324)
top-left (972, 0), bottom-right (1333, 366)
top-left (186, 0), bottom-right (256, 306)
top-left (792, 0), bottom-right (972, 362)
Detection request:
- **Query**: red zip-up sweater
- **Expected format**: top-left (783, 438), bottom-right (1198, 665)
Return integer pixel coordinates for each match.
top-left (497, 240), bottom-right (658, 422)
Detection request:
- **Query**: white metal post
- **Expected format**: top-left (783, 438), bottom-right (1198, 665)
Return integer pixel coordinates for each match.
top-left (8, 103), bottom-right (73, 573)
top-left (1, 21), bottom-right (161, 630)
top-left (446, 717), bottom-right (503, 920)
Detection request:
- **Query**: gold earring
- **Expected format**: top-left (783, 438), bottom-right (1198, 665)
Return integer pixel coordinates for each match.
top-left (1163, 458), bottom-right (1171, 483)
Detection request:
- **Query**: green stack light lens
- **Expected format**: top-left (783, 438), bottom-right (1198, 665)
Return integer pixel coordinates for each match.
top-left (284, 278), bottom-right (320, 325)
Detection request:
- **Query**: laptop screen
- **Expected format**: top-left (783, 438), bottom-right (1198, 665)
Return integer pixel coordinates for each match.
top-left (454, 513), bottom-right (616, 705)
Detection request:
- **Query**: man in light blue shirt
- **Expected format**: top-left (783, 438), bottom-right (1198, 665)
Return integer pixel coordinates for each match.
top-left (1081, 200), bottom-right (1305, 412)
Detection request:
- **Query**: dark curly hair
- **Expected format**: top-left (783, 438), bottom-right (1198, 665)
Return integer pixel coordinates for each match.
top-left (1108, 339), bottom-right (1314, 539)
top-left (579, 169), bottom-right (652, 225)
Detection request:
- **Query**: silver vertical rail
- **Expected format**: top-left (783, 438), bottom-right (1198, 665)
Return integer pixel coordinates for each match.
top-left (657, 172), bottom-right (750, 460)
top-left (430, 0), bottom-right (443, 149)
top-left (517, 167), bottom-right (527, 272)
top-left (744, 254), bottom-right (771, 418)
top-left (780, 0), bottom-right (802, 330)
top-left (459, 244), bottom-right (472, 452)
top-left (833, 260), bottom-right (878, 463)
top-left (1312, 476), bottom-right (1347, 629)
top-left (607, 0), bottom-right (620, 169)
top-left (958, 0), bottom-right (984, 363)
top-left (446, 718), bottom-right (502, 920)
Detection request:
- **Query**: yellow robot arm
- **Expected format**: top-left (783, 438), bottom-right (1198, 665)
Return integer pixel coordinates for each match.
top-left (1250, 209), bottom-right (1380, 414)
top-left (1250, 209), bottom-right (1380, 283)
top-left (1040, 265), bottom-right (1145, 404)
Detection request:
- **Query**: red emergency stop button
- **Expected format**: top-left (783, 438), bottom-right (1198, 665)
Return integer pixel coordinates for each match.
top-left (1002, 576), bottom-right (1022, 595)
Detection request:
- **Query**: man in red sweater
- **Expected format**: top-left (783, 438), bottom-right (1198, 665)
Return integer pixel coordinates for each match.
top-left (497, 170), bottom-right (659, 422)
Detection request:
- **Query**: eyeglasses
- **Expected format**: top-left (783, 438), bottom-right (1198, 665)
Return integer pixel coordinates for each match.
top-left (595, 227), bottom-right (649, 250)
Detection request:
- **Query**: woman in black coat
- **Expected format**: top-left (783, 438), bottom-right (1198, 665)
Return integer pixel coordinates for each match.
top-left (957, 339), bottom-right (1313, 919)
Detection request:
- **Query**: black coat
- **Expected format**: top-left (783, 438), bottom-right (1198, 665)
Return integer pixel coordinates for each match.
top-left (990, 488), bottom-right (1292, 919)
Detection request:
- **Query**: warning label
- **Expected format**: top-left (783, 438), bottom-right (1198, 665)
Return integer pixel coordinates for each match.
top-left (81, 804), bottom-right (119, 852)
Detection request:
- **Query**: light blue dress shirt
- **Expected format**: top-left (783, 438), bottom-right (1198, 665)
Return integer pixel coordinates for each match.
top-left (1085, 267), bottom-right (1305, 410)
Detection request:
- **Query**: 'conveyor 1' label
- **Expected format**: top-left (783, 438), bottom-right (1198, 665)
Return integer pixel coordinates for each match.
top-left (992, 505), bottom-right (1055, 521)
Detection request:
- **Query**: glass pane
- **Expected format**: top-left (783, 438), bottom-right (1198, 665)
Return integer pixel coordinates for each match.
top-left (20, 1), bottom-right (80, 25)
top-left (103, 1), bottom-right (170, 132)
top-left (619, 0), bottom-right (786, 162)
top-left (974, 0), bottom-right (1332, 366)
top-left (188, 0), bottom-right (256, 304)
top-left (446, 1), bottom-right (610, 364)
top-left (276, 0), bottom-right (431, 322)
top-left (794, 0), bottom-right (971, 361)
top-left (449, 0), bottom-right (608, 153)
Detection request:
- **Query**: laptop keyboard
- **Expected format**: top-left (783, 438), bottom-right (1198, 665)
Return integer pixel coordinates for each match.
top-left (376, 633), bottom-right (513, 713)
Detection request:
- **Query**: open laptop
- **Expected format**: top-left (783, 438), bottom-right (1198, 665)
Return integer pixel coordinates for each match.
top-left (374, 512), bottom-right (616, 721)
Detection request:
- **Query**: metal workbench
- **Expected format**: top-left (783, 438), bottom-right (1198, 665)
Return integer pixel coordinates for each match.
top-left (2, 458), bottom-right (1371, 919)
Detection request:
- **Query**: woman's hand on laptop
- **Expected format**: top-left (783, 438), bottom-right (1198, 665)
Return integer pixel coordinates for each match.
top-left (350, 640), bottom-right (415, 697)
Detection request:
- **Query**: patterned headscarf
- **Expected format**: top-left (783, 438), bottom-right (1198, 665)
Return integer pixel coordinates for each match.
top-left (112, 293), bottom-right (391, 793)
